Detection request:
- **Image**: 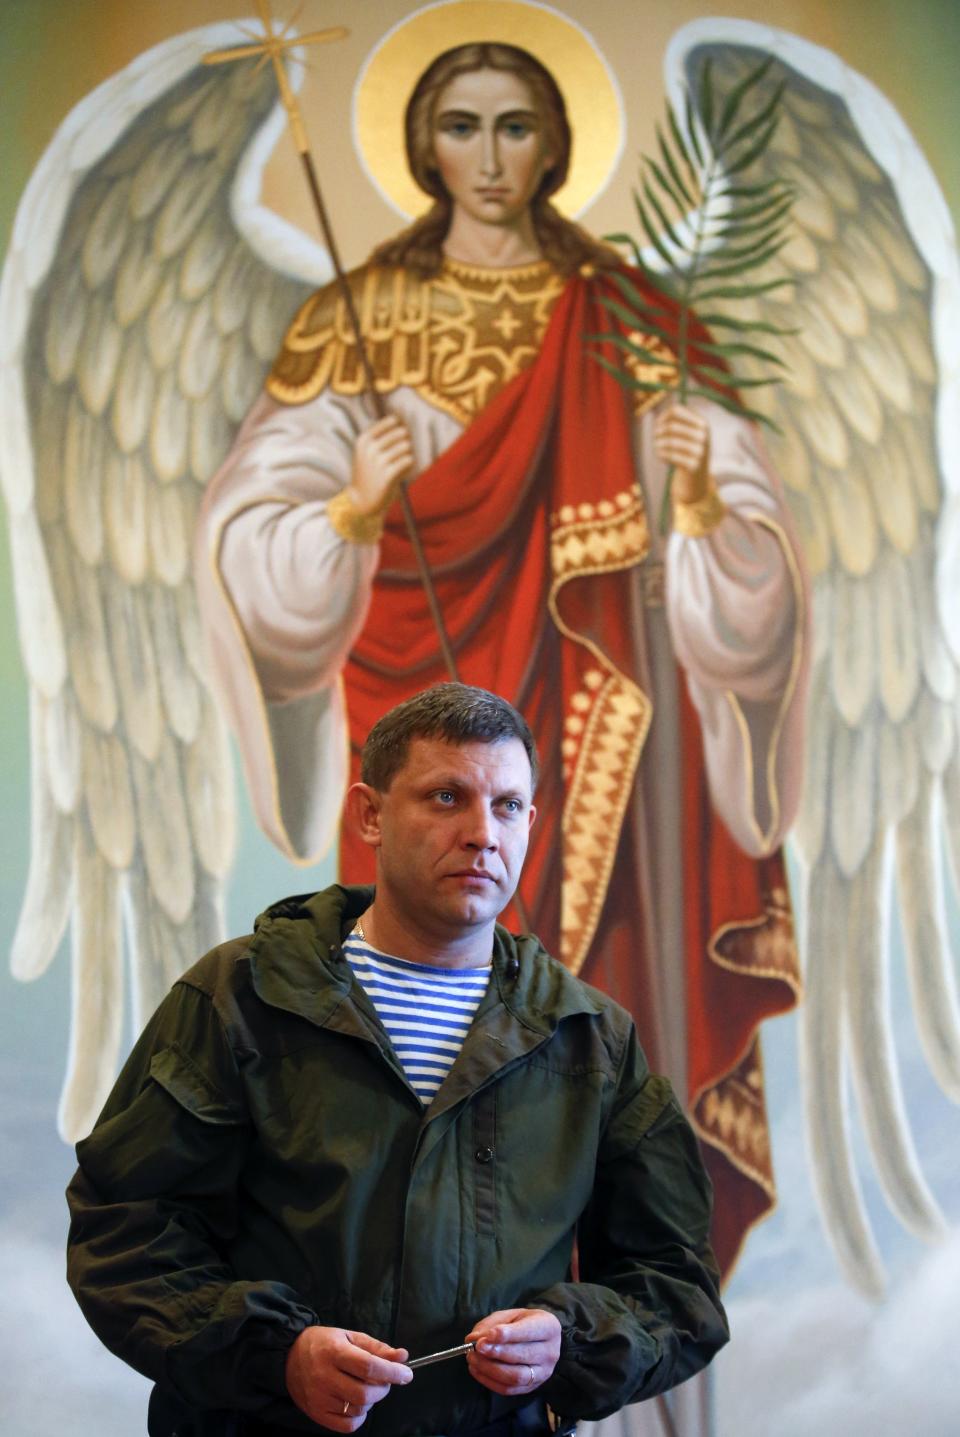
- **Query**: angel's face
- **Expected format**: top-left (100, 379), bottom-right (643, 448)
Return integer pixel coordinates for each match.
top-left (431, 68), bottom-right (554, 228)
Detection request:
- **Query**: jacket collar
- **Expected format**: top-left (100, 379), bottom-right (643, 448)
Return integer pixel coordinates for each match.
top-left (247, 883), bottom-right (605, 1040)
top-left (247, 884), bottom-right (372, 1028)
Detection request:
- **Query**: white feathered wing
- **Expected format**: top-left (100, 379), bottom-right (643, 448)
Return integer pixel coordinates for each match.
top-left (665, 19), bottom-right (960, 1297)
top-left (0, 21), bottom-right (329, 1141)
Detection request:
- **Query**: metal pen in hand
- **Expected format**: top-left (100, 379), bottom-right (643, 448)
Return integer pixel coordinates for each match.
top-left (407, 1341), bottom-right (476, 1370)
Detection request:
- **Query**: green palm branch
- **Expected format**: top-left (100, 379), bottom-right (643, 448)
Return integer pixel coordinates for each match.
top-left (593, 55), bottom-right (797, 532)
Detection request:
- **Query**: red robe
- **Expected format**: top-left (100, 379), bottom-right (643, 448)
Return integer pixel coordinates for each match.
top-left (339, 270), bottom-right (802, 1280)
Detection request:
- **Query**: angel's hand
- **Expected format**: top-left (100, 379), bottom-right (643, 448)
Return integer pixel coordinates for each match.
top-left (653, 402), bottom-right (712, 504)
top-left (347, 415), bottom-right (414, 515)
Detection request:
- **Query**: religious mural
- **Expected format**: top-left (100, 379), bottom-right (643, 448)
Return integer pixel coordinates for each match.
top-left (1, 3), bottom-right (959, 1434)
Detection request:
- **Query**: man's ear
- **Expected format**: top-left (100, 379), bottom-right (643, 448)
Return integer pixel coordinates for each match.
top-left (345, 782), bottom-right (384, 849)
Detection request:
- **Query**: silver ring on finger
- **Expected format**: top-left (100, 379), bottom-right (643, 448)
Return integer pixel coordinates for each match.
top-left (526, 1366), bottom-right (535, 1387)
top-left (342, 1400), bottom-right (351, 1416)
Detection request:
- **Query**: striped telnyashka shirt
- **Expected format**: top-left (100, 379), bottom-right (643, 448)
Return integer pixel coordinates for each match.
top-left (342, 932), bottom-right (491, 1104)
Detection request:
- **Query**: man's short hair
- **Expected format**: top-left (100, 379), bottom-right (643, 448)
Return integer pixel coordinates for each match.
top-left (361, 684), bottom-right (539, 793)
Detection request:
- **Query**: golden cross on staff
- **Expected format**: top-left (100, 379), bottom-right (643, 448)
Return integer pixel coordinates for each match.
top-left (204, 0), bottom-right (461, 683)
top-left (205, 3), bottom-right (537, 934)
top-left (204, 1), bottom-right (346, 155)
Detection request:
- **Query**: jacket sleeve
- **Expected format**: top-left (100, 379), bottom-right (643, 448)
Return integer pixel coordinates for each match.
top-left (66, 980), bottom-right (316, 1414)
top-left (530, 1026), bottom-right (729, 1418)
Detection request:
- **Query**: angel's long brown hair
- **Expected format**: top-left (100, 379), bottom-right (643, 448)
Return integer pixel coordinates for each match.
top-left (369, 42), bottom-right (618, 278)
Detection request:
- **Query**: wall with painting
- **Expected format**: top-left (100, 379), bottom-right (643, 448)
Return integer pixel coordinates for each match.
top-left (1, 3), bottom-right (958, 1433)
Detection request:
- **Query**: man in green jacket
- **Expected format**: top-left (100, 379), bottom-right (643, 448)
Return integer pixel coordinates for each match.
top-left (67, 683), bottom-right (728, 1437)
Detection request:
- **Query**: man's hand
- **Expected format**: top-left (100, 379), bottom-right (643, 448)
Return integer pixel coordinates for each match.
top-left (347, 415), bottom-right (414, 516)
top-left (465, 1308), bottom-right (562, 1397)
top-left (653, 402), bottom-right (711, 504)
top-left (285, 1325), bottom-right (413, 1430)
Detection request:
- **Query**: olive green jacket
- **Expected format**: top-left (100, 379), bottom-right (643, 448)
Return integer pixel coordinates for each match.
top-left (67, 885), bottom-right (728, 1435)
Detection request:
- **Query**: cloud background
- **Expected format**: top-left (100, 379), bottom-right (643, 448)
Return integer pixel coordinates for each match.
top-left (718, 1233), bottom-right (960, 1436)
top-left (0, 1065), bottom-right (148, 1433)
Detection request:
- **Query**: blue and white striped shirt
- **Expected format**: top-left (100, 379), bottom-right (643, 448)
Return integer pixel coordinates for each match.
top-left (343, 932), bottom-right (491, 1104)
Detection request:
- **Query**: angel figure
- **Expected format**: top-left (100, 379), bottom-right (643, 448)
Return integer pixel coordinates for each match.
top-left (197, 33), bottom-right (809, 1297)
top-left (2, 6), bottom-right (957, 1345)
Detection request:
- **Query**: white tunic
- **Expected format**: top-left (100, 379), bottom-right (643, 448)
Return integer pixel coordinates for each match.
top-left (196, 381), bottom-right (808, 884)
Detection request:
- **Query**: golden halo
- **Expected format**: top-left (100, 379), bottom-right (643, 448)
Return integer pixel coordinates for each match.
top-left (352, 0), bottom-right (624, 220)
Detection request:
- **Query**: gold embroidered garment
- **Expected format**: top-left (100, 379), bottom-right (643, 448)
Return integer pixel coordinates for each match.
top-left (254, 260), bottom-right (805, 1278)
top-left (268, 258), bottom-right (567, 426)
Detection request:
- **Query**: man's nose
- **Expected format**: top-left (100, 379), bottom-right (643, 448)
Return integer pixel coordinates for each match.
top-left (463, 803), bottom-right (498, 850)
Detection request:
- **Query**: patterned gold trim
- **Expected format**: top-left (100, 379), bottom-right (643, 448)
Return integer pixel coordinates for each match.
top-left (326, 490), bottom-right (386, 545)
top-left (691, 1038), bottom-right (775, 1199)
top-left (548, 485), bottom-right (653, 975)
top-left (688, 885), bottom-right (802, 1248)
top-left (624, 329), bottom-right (677, 419)
top-left (267, 261), bottom-right (565, 427)
top-left (673, 486), bottom-right (727, 538)
top-left (722, 510), bottom-right (807, 852)
top-left (442, 256), bottom-right (554, 283)
top-left (550, 485), bottom-right (650, 579)
top-left (558, 672), bottom-right (650, 974)
top-left (559, 666), bottom-right (606, 782)
top-left (709, 883), bottom-right (803, 995)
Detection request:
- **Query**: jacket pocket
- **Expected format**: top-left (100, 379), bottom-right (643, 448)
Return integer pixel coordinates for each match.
top-left (149, 1043), bottom-right (246, 1126)
top-left (636, 1074), bottom-right (681, 1140)
top-left (77, 1045), bottom-right (247, 1201)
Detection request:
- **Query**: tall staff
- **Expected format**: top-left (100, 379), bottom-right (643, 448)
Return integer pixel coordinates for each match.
top-left (205, 7), bottom-right (538, 934)
top-left (204, 0), bottom-right (459, 681)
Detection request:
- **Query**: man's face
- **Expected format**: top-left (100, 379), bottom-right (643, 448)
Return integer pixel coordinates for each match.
top-left (359, 736), bottom-right (536, 938)
top-left (431, 68), bottom-right (553, 229)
